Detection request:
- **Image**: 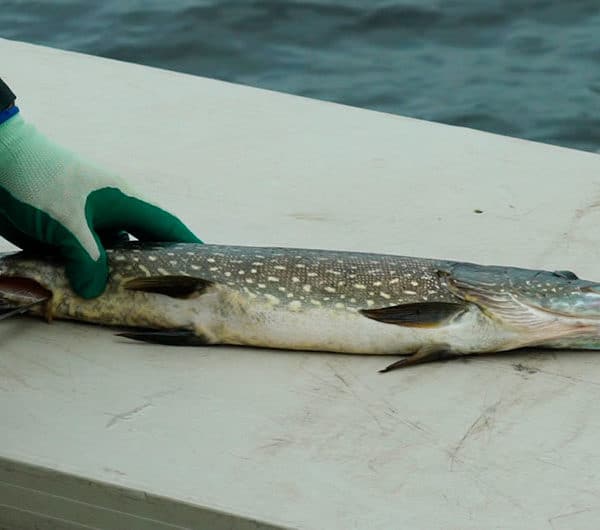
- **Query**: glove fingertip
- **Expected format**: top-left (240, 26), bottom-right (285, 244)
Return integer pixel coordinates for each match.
top-left (166, 222), bottom-right (203, 244)
top-left (65, 251), bottom-right (109, 299)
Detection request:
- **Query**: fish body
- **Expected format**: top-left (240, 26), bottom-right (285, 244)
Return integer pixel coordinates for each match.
top-left (2, 242), bottom-right (600, 369)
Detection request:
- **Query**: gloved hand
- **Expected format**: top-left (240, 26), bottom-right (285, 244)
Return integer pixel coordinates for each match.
top-left (0, 108), bottom-right (201, 299)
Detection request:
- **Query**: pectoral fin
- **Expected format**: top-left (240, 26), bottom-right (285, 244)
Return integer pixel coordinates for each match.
top-left (380, 344), bottom-right (455, 372)
top-left (360, 302), bottom-right (467, 327)
top-left (124, 276), bottom-right (213, 299)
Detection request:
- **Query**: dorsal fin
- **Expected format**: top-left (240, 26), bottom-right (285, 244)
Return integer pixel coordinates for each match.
top-left (124, 276), bottom-right (212, 299)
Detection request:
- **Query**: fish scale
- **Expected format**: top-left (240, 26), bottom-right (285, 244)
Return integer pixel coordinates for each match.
top-left (2, 242), bottom-right (600, 371)
top-left (113, 243), bottom-right (461, 312)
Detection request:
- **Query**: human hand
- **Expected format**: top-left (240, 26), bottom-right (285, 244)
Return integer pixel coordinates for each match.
top-left (0, 109), bottom-right (201, 298)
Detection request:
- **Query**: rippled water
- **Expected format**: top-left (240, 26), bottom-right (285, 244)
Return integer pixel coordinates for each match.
top-left (2, 0), bottom-right (600, 152)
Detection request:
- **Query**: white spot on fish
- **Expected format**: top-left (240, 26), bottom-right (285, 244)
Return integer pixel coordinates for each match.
top-left (303, 285), bottom-right (312, 292)
top-left (325, 286), bottom-right (336, 293)
top-left (224, 271), bottom-right (231, 277)
top-left (335, 302), bottom-right (344, 309)
top-left (278, 286), bottom-right (286, 292)
top-left (411, 281), bottom-right (419, 287)
top-left (239, 270), bottom-right (245, 275)
top-left (350, 298), bottom-right (356, 303)
top-left (296, 264), bottom-right (305, 268)
top-left (274, 265), bottom-right (286, 270)
top-left (114, 255), bottom-right (127, 261)
top-left (138, 264), bottom-right (150, 276)
top-left (268, 276), bottom-right (279, 282)
top-left (373, 281), bottom-right (382, 287)
top-left (191, 264), bottom-right (200, 270)
top-left (207, 258), bottom-right (215, 263)
top-left (265, 294), bottom-right (279, 305)
top-left (252, 262), bottom-right (263, 267)
top-left (157, 268), bottom-right (169, 275)
top-left (404, 290), bottom-right (416, 295)
top-left (380, 292), bottom-right (391, 299)
top-left (287, 292), bottom-right (294, 298)
top-left (148, 256), bottom-right (157, 262)
top-left (289, 300), bottom-right (302, 311)
top-left (209, 267), bottom-right (219, 272)
top-left (354, 284), bottom-right (366, 289)
top-left (246, 278), bottom-right (254, 284)
top-left (292, 277), bottom-right (300, 283)
top-left (390, 278), bottom-right (399, 284)
top-left (367, 300), bottom-right (375, 307)
top-left (258, 283), bottom-right (266, 289)
top-left (243, 287), bottom-right (257, 299)
top-left (307, 272), bottom-right (317, 277)
top-left (311, 299), bottom-right (321, 306)
top-left (251, 269), bottom-right (257, 274)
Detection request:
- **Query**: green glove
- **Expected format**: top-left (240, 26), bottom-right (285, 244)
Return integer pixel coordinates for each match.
top-left (0, 110), bottom-right (201, 299)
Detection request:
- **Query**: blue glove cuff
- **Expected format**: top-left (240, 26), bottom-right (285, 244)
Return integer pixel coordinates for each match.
top-left (0, 106), bottom-right (19, 127)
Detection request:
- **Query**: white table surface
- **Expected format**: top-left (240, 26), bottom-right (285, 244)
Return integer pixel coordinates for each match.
top-left (2, 38), bottom-right (600, 530)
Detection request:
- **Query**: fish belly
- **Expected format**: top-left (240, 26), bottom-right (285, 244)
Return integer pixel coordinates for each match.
top-left (193, 287), bottom-right (515, 355)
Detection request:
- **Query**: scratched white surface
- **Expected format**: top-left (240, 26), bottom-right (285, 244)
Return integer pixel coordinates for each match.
top-left (2, 38), bottom-right (600, 529)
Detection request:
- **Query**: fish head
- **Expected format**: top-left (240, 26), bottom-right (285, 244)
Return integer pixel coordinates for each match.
top-left (442, 263), bottom-right (600, 349)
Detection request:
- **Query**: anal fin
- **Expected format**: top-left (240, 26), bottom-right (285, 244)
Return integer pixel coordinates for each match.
top-left (117, 329), bottom-right (210, 346)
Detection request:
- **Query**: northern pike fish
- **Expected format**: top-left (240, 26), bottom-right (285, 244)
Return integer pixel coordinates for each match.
top-left (1, 242), bottom-right (599, 371)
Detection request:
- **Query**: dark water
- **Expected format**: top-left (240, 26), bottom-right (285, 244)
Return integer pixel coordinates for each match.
top-left (2, 0), bottom-right (600, 152)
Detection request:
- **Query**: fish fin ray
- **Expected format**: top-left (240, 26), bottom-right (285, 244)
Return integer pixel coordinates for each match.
top-left (360, 302), bottom-right (467, 328)
top-left (124, 276), bottom-right (213, 299)
top-left (380, 344), bottom-right (454, 372)
top-left (0, 299), bottom-right (47, 321)
top-left (117, 329), bottom-right (211, 346)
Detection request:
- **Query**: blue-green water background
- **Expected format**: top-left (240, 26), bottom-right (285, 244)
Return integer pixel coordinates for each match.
top-left (2, 0), bottom-right (600, 152)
